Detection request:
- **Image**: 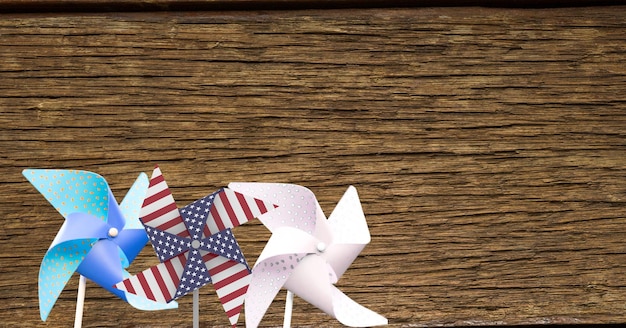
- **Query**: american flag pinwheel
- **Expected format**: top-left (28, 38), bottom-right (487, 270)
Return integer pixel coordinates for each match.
top-left (228, 182), bottom-right (388, 327)
top-left (23, 169), bottom-right (177, 322)
top-left (115, 166), bottom-right (277, 326)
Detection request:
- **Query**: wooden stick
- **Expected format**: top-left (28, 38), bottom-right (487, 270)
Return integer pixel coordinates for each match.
top-left (283, 290), bottom-right (294, 328)
top-left (74, 275), bottom-right (87, 328)
top-left (193, 289), bottom-right (199, 328)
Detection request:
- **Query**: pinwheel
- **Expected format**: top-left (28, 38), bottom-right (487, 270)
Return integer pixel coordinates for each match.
top-left (115, 166), bottom-right (277, 327)
top-left (23, 169), bottom-right (177, 326)
top-left (227, 182), bottom-right (388, 327)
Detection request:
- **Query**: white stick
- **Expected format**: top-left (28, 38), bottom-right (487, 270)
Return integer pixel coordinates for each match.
top-left (283, 290), bottom-right (294, 328)
top-left (193, 289), bottom-right (199, 328)
top-left (74, 275), bottom-right (87, 328)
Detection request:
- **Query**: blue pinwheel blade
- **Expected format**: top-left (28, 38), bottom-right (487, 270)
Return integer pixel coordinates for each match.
top-left (76, 239), bottom-right (126, 300)
top-left (106, 189), bottom-right (126, 231)
top-left (115, 228), bottom-right (148, 265)
top-left (39, 212), bottom-right (108, 321)
top-left (119, 172), bottom-right (149, 230)
top-left (39, 238), bottom-right (96, 321)
top-left (51, 212), bottom-right (109, 246)
top-left (23, 169), bottom-right (111, 221)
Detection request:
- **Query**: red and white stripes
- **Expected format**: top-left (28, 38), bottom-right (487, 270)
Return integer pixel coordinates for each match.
top-left (116, 253), bottom-right (187, 303)
top-left (203, 188), bottom-right (275, 237)
top-left (140, 166), bottom-right (189, 238)
top-left (203, 252), bottom-right (252, 326)
top-left (117, 166), bottom-right (278, 327)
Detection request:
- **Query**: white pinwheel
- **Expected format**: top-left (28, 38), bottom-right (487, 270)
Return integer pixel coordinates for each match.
top-left (228, 183), bottom-right (387, 327)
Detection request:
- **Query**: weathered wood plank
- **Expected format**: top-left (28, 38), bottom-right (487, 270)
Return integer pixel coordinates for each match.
top-left (0, 6), bottom-right (625, 327)
top-left (0, 0), bottom-right (624, 13)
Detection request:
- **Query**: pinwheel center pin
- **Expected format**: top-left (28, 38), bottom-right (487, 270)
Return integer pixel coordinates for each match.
top-left (316, 242), bottom-right (327, 253)
top-left (108, 227), bottom-right (119, 238)
top-left (191, 239), bottom-right (201, 249)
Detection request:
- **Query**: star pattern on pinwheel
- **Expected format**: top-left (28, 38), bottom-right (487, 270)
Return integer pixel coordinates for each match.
top-left (115, 166), bottom-right (277, 327)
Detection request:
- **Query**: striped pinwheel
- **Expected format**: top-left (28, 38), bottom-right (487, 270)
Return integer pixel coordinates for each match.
top-left (23, 169), bottom-right (177, 322)
top-left (115, 166), bottom-right (277, 327)
top-left (228, 182), bottom-right (388, 328)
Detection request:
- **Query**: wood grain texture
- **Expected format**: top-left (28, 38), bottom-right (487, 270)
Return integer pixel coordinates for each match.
top-left (1, 0), bottom-right (625, 13)
top-left (0, 6), bottom-right (625, 327)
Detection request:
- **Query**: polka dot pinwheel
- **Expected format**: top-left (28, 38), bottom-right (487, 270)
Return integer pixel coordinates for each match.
top-left (228, 183), bottom-right (388, 328)
top-left (23, 169), bottom-right (177, 322)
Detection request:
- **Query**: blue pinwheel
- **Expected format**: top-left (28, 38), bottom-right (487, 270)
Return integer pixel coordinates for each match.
top-left (23, 169), bottom-right (177, 321)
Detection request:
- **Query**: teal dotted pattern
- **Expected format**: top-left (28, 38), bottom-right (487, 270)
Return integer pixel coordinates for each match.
top-left (23, 169), bottom-right (111, 320)
top-left (25, 169), bottom-right (178, 319)
top-left (38, 239), bottom-right (96, 321)
top-left (23, 169), bottom-right (110, 222)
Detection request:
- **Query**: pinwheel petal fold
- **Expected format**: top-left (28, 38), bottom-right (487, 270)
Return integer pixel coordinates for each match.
top-left (39, 239), bottom-right (95, 321)
top-left (122, 268), bottom-right (179, 311)
top-left (244, 269), bottom-right (284, 328)
top-left (76, 239), bottom-right (125, 300)
top-left (256, 227), bottom-right (319, 264)
top-left (323, 243), bottom-right (366, 282)
top-left (284, 248), bottom-right (386, 327)
top-left (115, 253), bottom-right (188, 304)
top-left (283, 255), bottom-right (337, 315)
top-left (245, 229), bottom-right (321, 328)
top-left (331, 286), bottom-right (389, 327)
top-left (207, 259), bottom-right (251, 326)
top-left (115, 228), bottom-right (149, 265)
top-left (327, 186), bottom-right (371, 245)
top-left (227, 182), bottom-right (318, 233)
top-left (200, 188), bottom-right (275, 235)
top-left (139, 166), bottom-right (188, 238)
top-left (120, 173), bottom-right (150, 230)
top-left (106, 189), bottom-right (126, 231)
top-left (325, 186), bottom-right (370, 278)
top-left (51, 213), bottom-right (109, 246)
top-left (23, 169), bottom-right (110, 221)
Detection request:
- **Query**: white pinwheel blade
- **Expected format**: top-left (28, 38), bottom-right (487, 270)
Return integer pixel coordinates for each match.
top-left (245, 227), bottom-right (319, 328)
top-left (327, 186), bottom-right (370, 245)
top-left (324, 186), bottom-right (372, 278)
top-left (283, 255), bottom-right (336, 316)
top-left (331, 286), bottom-right (388, 327)
top-left (256, 227), bottom-right (319, 264)
top-left (227, 182), bottom-right (319, 234)
top-left (284, 255), bottom-right (387, 327)
top-left (228, 182), bottom-right (334, 247)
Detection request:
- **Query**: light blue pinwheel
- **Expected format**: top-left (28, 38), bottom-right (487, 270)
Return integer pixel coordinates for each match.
top-left (23, 169), bottom-right (177, 321)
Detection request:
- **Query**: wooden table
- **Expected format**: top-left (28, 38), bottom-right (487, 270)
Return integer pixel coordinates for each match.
top-left (1, 2), bottom-right (625, 327)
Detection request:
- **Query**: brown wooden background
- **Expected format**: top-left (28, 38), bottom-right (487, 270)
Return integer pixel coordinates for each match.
top-left (1, 4), bottom-right (625, 328)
